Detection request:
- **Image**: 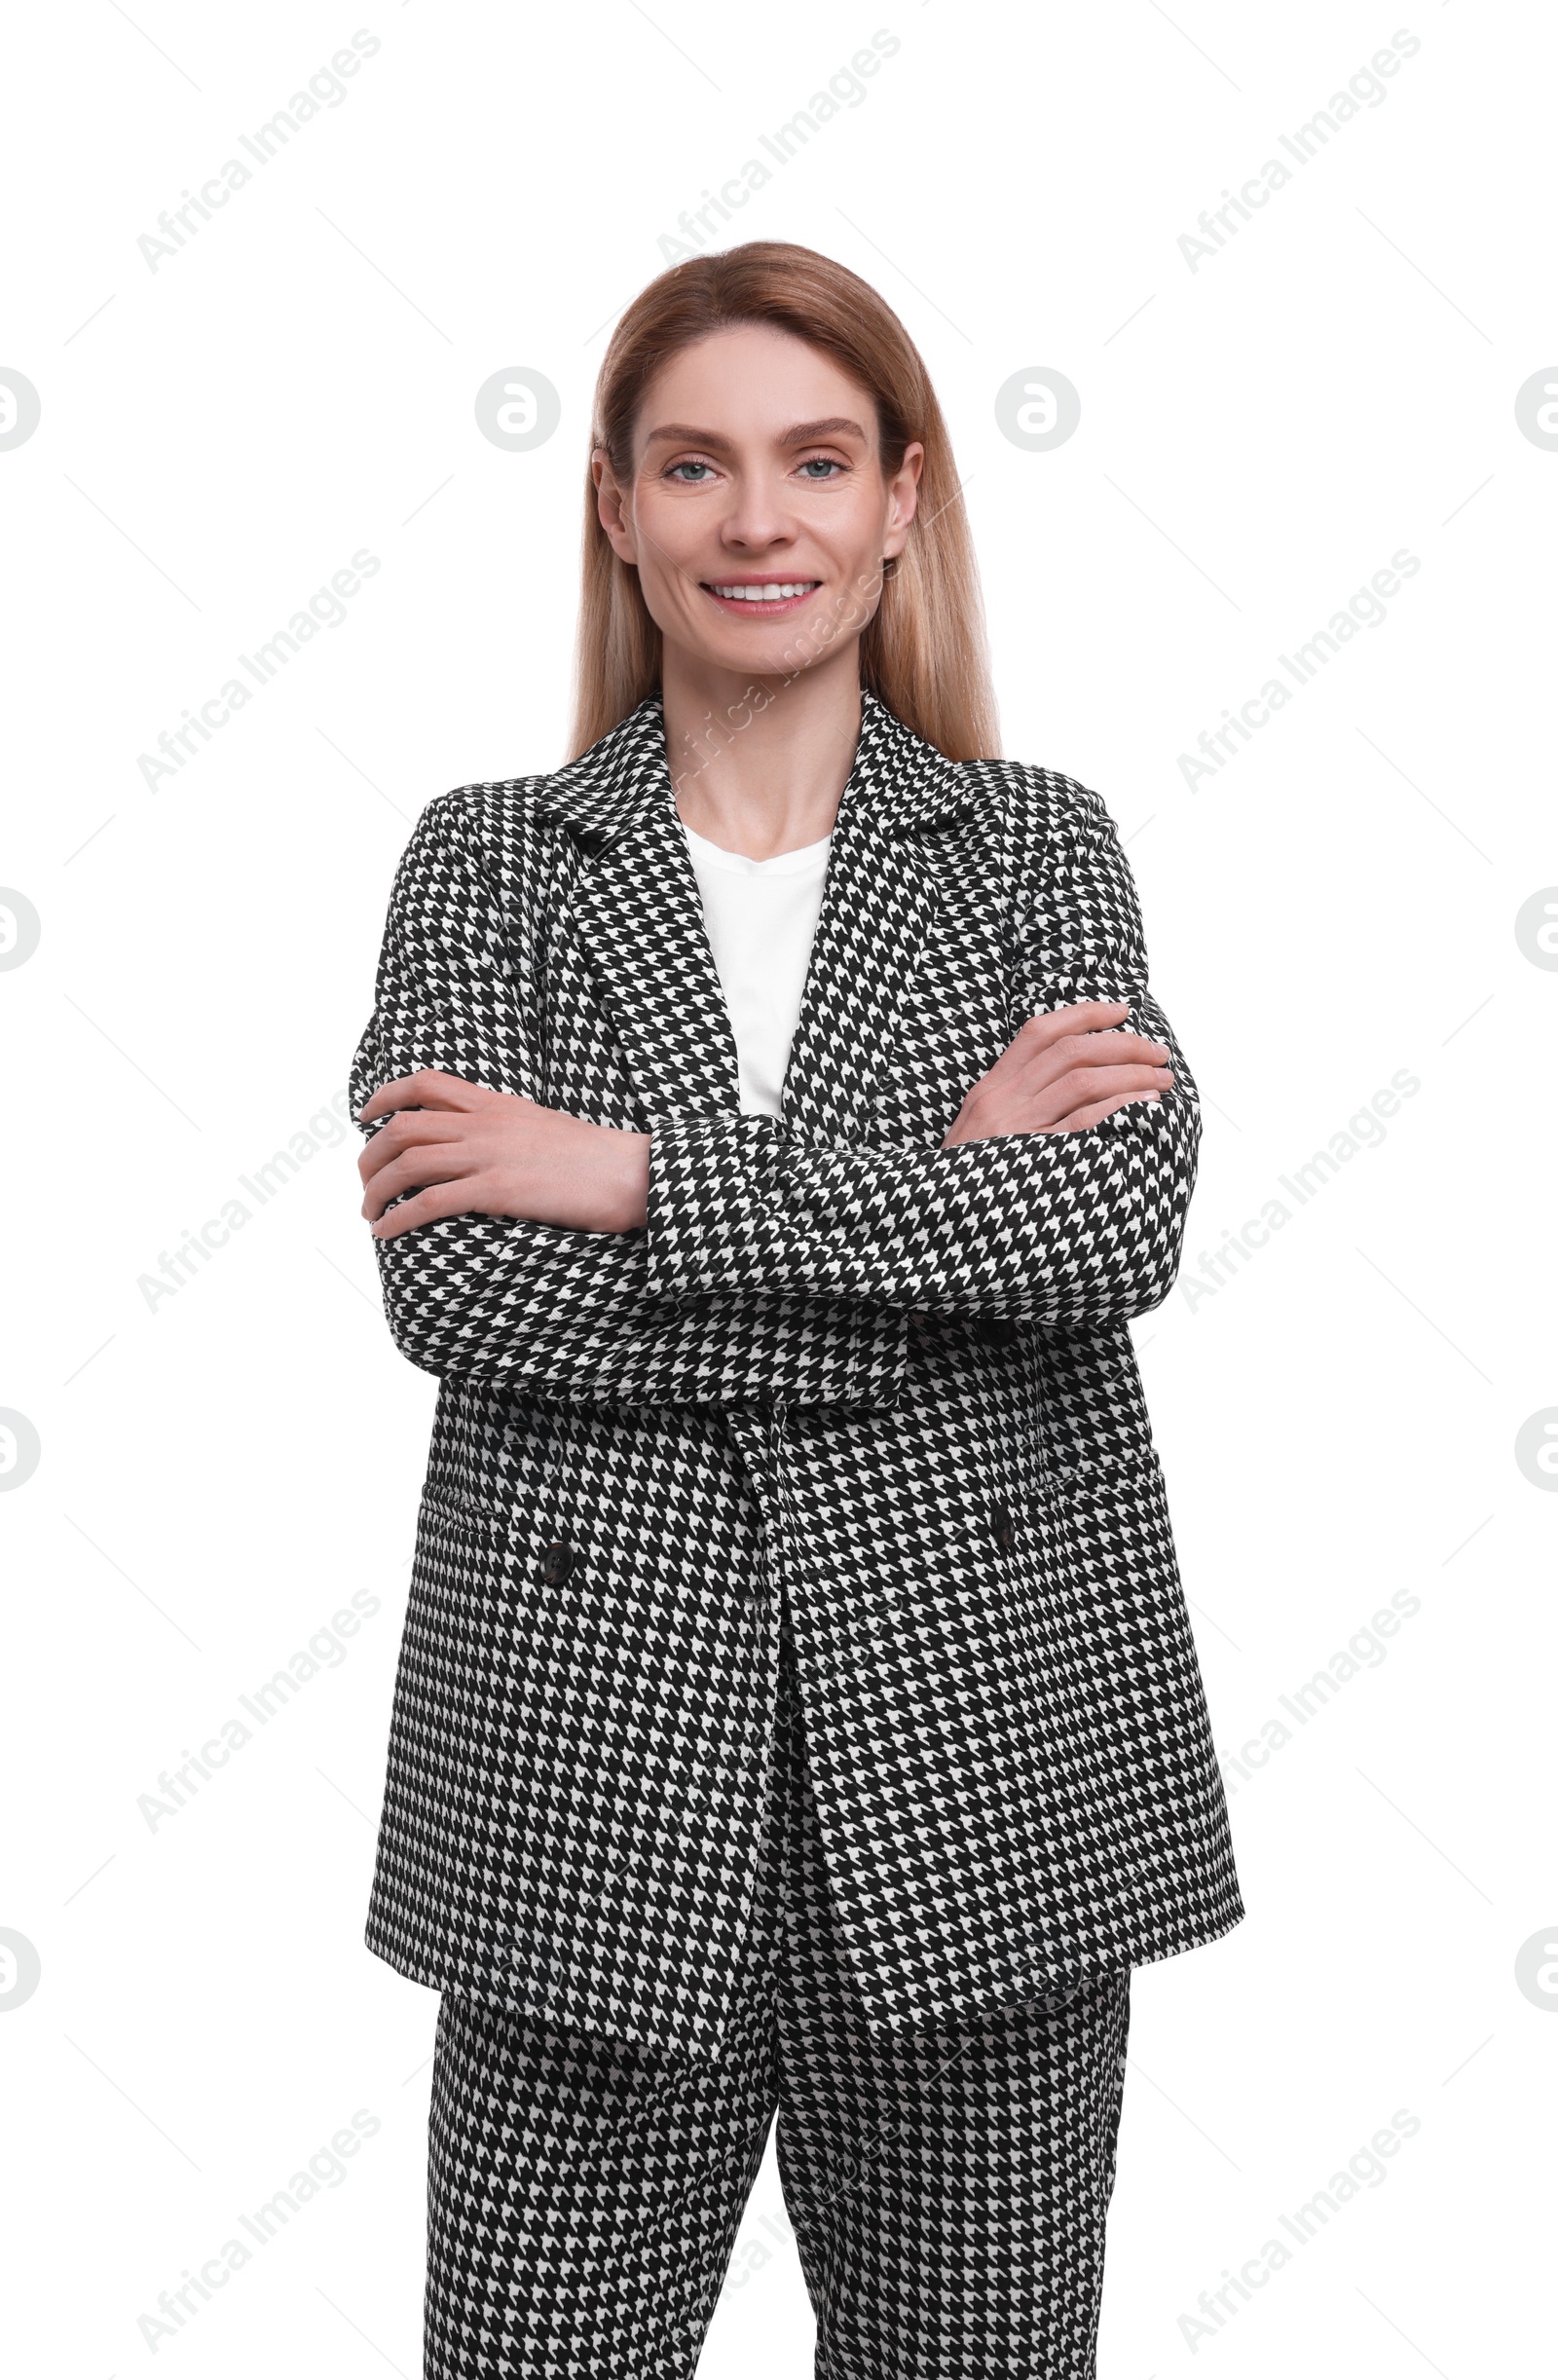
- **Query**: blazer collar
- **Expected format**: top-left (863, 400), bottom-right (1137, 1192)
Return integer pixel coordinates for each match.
top-left (538, 687), bottom-right (974, 848)
top-left (543, 687), bottom-right (978, 1134)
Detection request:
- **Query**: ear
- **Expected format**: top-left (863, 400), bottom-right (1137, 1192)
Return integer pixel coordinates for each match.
top-left (593, 447), bottom-right (639, 566)
top-left (882, 439), bottom-right (924, 561)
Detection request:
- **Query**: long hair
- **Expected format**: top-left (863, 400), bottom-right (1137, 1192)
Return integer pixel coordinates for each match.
top-left (568, 241), bottom-right (1000, 762)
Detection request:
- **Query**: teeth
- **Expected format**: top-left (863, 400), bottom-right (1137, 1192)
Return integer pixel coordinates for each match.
top-left (711, 581), bottom-right (818, 601)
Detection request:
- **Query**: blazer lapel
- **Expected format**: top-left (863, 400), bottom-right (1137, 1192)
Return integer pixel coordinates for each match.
top-left (538, 688), bottom-right (976, 1137)
top-left (780, 691), bottom-right (975, 1140)
top-left (539, 696), bottom-right (738, 1123)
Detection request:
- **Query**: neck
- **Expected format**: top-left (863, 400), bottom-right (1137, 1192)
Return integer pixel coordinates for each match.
top-left (659, 644), bottom-right (864, 861)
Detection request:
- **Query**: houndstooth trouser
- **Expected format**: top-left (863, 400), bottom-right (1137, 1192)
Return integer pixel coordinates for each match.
top-left (424, 1624), bottom-right (1131, 2378)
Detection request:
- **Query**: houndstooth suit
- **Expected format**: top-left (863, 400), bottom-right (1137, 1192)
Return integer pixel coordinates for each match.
top-left (424, 1624), bottom-right (1132, 2378)
top-left (350, 687), bottom-right (1243, 2064)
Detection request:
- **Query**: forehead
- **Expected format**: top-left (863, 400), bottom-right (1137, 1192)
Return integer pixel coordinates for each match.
top-left (634, 324), bottom-right (877, 450)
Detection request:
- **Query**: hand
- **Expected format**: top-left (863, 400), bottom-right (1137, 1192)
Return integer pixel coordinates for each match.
top-left (943, 1001), bottom-right (1174, 1145)
top-left (357, 1070), bottom-right (650, 1240)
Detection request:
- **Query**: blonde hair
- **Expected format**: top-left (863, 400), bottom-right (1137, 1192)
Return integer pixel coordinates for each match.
top-left (568, 241), bottom-right (1000, 762)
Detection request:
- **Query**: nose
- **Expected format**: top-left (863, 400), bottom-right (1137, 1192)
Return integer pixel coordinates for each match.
top-left (717, 473), bottom-right (799, 558)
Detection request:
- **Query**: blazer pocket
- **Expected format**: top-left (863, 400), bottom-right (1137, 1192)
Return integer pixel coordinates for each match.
top-left (416, 1484), bottom-right (517, 1542)
top-left (1038, 1436), bottom-right (1163, 1499)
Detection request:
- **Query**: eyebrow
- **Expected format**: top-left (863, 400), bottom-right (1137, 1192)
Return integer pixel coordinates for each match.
top-left (640, 416), bottom-right (872, 450)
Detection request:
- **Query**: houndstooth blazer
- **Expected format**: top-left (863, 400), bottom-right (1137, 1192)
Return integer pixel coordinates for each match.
top-left (350, 687), bottom-right (1243, 2056)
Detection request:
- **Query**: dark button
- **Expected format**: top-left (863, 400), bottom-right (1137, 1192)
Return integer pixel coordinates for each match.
top-left (991, 1501), bottom-right (1017, 1552)
top-left (540, 1538), bottom-right (575, 1583)
top-left (979, 1318), bottom-right (1021, 1349)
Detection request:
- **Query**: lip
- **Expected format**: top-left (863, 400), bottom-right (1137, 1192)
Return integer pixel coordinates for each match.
top-left (699, 579), bottom-right (822, 618)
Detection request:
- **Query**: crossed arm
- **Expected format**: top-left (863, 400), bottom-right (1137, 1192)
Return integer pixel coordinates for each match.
top-left (352, 782), bottom-right (1200, 1397)
top-left (360, 1005), bottom-right (1172, 1240)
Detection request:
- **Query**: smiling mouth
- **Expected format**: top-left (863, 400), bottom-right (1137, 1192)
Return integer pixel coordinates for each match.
top-left (701, 579), bottom-right (822, 613)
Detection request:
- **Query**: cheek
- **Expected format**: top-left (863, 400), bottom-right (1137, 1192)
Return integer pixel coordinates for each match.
top-left (630, 496), bottom-right (706, 602)
top-left (823, 488), bottom-right (894, 581)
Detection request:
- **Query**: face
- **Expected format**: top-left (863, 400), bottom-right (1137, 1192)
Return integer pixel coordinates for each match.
top-left (593, 323), bottom-right (922, 688)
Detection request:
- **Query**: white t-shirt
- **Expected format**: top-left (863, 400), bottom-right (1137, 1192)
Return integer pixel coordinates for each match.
top-left (682, 820), bottom-right (833, 1117)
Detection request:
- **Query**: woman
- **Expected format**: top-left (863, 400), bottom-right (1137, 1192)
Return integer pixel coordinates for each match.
top-left (352, 241), bottom-right (1243, 2379)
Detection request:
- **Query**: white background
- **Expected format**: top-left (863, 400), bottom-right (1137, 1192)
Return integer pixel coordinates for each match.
top-left (2, 2), bottom-right (1552, 2372)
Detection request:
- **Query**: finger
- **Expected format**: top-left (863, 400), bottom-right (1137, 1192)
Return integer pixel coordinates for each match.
top-left (1028, 1060), bottom-right (1173, 1122)
top-left (1015, 1018), bottom-right (1168, 1063)
top-left (1042, 999), bottom-right (1131, 1023)
top-left (1023, 1000), bottom-right (1131, 1044)
top-left (358, 1071), bottom-right (439, 1123)
top-left (1005, 1011), bottom-right (1167, 1078)
top-left (358, 1068), bottom-right (484, 1123)
top-left (368, 1179), bottom-right (481, 1241)
top-left (993, 1002), bottom-right (1131, 1069)
top-left (360, 1142), bottom-right (477, 1221)
top-left (1019, 1036), bottom-right (1171, 1097)
top-left (1053, 1091), bottom-right (1163, 1134)
top-left (356, 1108), bottom-right (474, 1188)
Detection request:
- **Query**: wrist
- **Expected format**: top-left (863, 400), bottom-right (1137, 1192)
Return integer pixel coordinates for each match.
top-left (598, 1127), bottom-right (650, 1231)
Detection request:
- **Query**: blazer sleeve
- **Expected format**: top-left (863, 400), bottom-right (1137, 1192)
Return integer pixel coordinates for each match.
top-left (642, 773), bottom-right (1202, 1328)
top-left (351, 790), bottom-right (907, 1404)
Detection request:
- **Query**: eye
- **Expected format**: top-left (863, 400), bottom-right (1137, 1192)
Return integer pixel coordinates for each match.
top-left (798, 457), bottom-right (846, 479)
top-left (665, 459), bottom-right (717, 483)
